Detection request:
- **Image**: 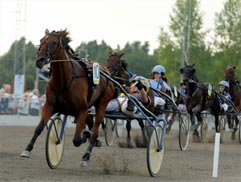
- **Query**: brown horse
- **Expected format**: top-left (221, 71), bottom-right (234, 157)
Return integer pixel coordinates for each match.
top-left (180, 64), bottom-right (221, 141)
top-left (107, 51), bottom-right (130, 86)
top-left (224, 65), bottom-right (241, 139)
top-left (21, 29), bottom-right (115, 166)
top-left (107, 51), bottom-right (155, 147)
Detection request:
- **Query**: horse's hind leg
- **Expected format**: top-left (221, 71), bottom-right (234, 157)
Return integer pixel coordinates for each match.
top-left (134, 119), bottom-right (148, 147)
top-left (192, 114), bottom-right (202, 142)
top-left (231, 115), bottom-right (239, 140)
top-left (81, 107), bottom-right (106, 166)
top-left (21, 105), bottom-right (54, 157)
top-left (126, 120), bottom-right (135, 148)
top-left (227, 114), bottom-right (233, 129)
top-left (72, 109), bottom-right (88, 147)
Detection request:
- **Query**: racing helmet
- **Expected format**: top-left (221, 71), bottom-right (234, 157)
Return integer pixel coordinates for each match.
top-left (152, 65), bottom-right (165, 74)
top-left (219, 80), bottom-right (229, 88)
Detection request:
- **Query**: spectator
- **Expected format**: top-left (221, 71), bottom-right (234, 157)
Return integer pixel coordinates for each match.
top-left (18, 93), bottom-right (30, 115)
top-left (30, 89), bottom-right (40, 116)
top-left (0, 84), bottom-right (12, 114)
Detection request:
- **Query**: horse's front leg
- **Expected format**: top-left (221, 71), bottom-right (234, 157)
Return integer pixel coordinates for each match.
top-left (21, 104), bottom-right (55, 158)
top-left (214, 114), bottom-right (220, 133)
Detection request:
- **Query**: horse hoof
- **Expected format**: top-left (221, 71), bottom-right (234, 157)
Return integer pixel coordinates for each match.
top-left (134, 135), bottom-right (146, 148)
top-left (81, 160), bottom-right (89, 167)
top-left (231, 133), bottom-right (236, 141)
top-left (166, 126), bottom-right (171, 134)
top-left (72, 138), bottom-right (82, 147)
top-left (193, 132), bottom-right (201, 143)
top-left (193, 136), bottom-right (201, 143)
top-left (83, 130), bottom-right (91, 138)
top-left (20, 150), bottom-right (31, 158)
top-left (94, 139), bottom-right (102, 147)
top-left (127, 142), bottom-right (135, 148)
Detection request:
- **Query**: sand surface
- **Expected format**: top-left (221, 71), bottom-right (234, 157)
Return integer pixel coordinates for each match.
top-left (0, 122), bottom-right (240, 182)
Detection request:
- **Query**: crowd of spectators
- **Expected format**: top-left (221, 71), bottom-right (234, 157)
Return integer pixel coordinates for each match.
top-left (0, 84), bottom-right (45, 116)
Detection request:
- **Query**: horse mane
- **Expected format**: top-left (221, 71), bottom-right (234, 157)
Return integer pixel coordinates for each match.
top-left (50, 30), bottom-right (79, 60)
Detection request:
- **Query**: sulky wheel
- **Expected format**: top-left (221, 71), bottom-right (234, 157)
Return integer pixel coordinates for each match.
top-left (146, 124), bottom-right (164, 177)
top-left (104, 118), bottom-right (115, 146)
top-left (179, 114), bottom-right (190, 151)
top-left (45, 116), bottom-right (65, 169)
top-left (115, 119), bottom-right (125, 138)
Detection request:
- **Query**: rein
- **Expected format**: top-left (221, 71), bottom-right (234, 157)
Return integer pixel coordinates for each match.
top-left (112, 75), bottom-right (129, 82)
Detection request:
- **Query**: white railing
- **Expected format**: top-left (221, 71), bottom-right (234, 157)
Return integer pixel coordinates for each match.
top-left (0, 95), bottom-right (46, 116)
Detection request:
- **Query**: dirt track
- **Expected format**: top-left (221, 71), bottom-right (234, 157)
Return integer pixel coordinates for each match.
top-left (0, 125), bottom-right (240, 182)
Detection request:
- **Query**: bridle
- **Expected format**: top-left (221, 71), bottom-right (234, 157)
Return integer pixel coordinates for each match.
top-left (37, 33), bottom-right (85, 96)
top-left (37, 33), bottom-right (65, 65)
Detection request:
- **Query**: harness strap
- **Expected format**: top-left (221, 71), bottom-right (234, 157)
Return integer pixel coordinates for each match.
top-left (77, 60), bottom-right (95, 102)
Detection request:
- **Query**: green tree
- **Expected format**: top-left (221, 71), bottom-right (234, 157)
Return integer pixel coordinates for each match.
top-left (156, 28), bottom-right (181, 84)
top-left (214, 0), bottom-right (241, 75)
top-left (0, 38), bottom-right (37, 93)
top-left (121, 41), bottom-right (157, 78)
top-left (75, 40), bottom-right (110, 64)
top-left (157, 0), bottom-right (212, 84)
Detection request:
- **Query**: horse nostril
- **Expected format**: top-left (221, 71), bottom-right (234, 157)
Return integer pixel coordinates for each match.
top-left (35, 57), bottom-right (46, 69)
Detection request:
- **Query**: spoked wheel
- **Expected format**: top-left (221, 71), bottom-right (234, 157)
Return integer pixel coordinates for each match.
top-left (115, 119), bottom-right (125, 138)
top-left (46, 116), bottom-right (65, 169)
top-left (147, 124), bottom-right (164, 177)
top-left (179, 114), bottom-right (190, 151)
top-left (104, 118), bottom-right (115, 146)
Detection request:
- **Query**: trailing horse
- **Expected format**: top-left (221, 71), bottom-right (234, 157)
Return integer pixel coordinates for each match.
top-left (21, 29), bottom-right (115, 166)
top-left (107, 50), bottom-right (155, 147)
top-left (224, 65), bottom-right (241, 140)
top-left (180, 64), bottom-right (221, 142)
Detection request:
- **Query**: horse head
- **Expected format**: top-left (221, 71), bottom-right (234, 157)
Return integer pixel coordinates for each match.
top-left (224, 65), bottom-right (236, 82)
top-left (107, 50), bottom-right (130, 85)
top-left (180, 64), bottom-right (198, 82)
top-left (35, 29), bottom-right (70, 69)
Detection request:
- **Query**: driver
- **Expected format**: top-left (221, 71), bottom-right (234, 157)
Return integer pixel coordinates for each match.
top-left (218, 80), bottom-right (232, 112)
